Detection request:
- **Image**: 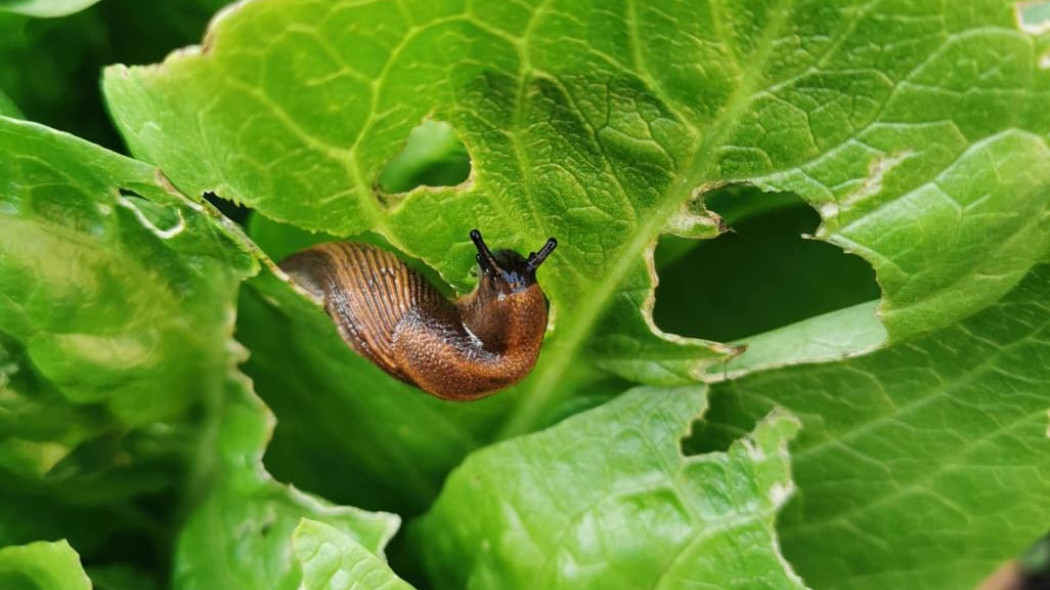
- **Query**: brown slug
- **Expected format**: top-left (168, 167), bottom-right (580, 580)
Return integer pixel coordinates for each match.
top-left (279, 230), bottom-right (557, 401)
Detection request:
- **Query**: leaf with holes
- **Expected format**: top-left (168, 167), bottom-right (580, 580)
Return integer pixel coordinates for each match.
top-left (415, 385), bottom-right (807, 590)
top-left (103, 0), bottom-right (1050, 432)
top-left (1, 0), bottom-right (1042, 588)
top-left (698, 264), bottom-right (1050, 590)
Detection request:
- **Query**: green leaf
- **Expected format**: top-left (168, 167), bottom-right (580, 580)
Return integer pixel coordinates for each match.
top-left (102, 1), bottom-right (1050, 440)
top-left (699, 263), bottom-right (1050, 590)
top-left (0, 540), bottom-right (91, 590)
top-left (415, 385), bottom-right (806, 590)
top-left (293, 519), bottom-right (416, 590)
top-left (0, 117), bottom-right (254, 486)
top-left (0, 0), bottom-right (101, 17)
top-left (709, 301), bottom-right (887, 379)
top-left (173, 373), bottom-right (400, 590)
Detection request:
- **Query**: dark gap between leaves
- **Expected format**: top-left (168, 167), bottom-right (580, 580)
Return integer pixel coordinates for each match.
top-left (661, 186), bottom-right (880, 454)
top-left (684, 384), bottom-right (762, 456)
top-left (203, 191), bottom-right (252, 225)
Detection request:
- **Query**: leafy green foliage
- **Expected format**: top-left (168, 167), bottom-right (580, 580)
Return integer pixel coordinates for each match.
top-left (174, 375), bottom-right (399, 590)
top-left (699, 265), bottom-right (1050, 590)
top-left (416, 385), bottom-right (806, 590)
top-left (1, 0), bottom-right (1050, 589)
top-left (0, 0), bottom-right (226, 150)
top-left (102, 0), bottom-right (1050, 429)
top-left (0, 115), bottom-right (257, 570)
top-left (0, 117), bottom-right (253, 464)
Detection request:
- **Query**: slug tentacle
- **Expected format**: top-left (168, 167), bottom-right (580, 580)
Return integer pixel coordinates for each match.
top-left (279, 230), bottom-right (557, 401)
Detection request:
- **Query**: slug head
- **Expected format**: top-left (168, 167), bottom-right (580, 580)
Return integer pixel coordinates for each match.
top-left (470, 229), bottom-right (557, 294)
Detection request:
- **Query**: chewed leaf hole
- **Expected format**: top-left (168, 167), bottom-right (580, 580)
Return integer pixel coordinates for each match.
top-left (683, 394), bottom-right (761, 455)
top-left (1015, 1), bottom-right (1050, 34)
top-left (378, 120), bottom-right (471, 194)
top-left (653, 186), bottom-right (880, 343)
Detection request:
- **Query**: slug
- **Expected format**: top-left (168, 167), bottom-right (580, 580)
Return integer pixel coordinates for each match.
top-left (279, 230), bottom-right (557, 401)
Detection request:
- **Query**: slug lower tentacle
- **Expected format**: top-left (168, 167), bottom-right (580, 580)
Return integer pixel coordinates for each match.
top-left (279, 230), bottom-right (557, 401)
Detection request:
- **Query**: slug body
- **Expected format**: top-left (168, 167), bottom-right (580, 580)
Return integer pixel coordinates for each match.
top-left (279, 230), bottom-right (557, 401)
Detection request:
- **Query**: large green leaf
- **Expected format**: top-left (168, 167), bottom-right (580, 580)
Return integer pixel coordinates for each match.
top-left (173, 374), bottom-right (400, 590)
top-left (415, 385), bottom-right (806, 590)
top-left (102, 0), bottom-right (1050, 442)
top-left (698, 263), bottom-right (1050, 590)
top-left (0, 540), bottom-right (90, 590)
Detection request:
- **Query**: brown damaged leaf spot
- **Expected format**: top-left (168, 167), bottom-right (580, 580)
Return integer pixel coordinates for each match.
top-left (819, 150), bottom-right (915, 227)
top-left (153, 169), bottom-right (187, 199)
top-left (662, 181), bottom-right (731, 239)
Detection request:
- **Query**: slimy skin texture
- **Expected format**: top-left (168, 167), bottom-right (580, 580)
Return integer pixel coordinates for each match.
top-left (279, 231), bottom-right (556, 401)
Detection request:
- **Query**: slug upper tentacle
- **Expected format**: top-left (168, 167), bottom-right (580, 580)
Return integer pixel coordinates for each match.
top-left (279, 230), bottom-right (557, 401)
